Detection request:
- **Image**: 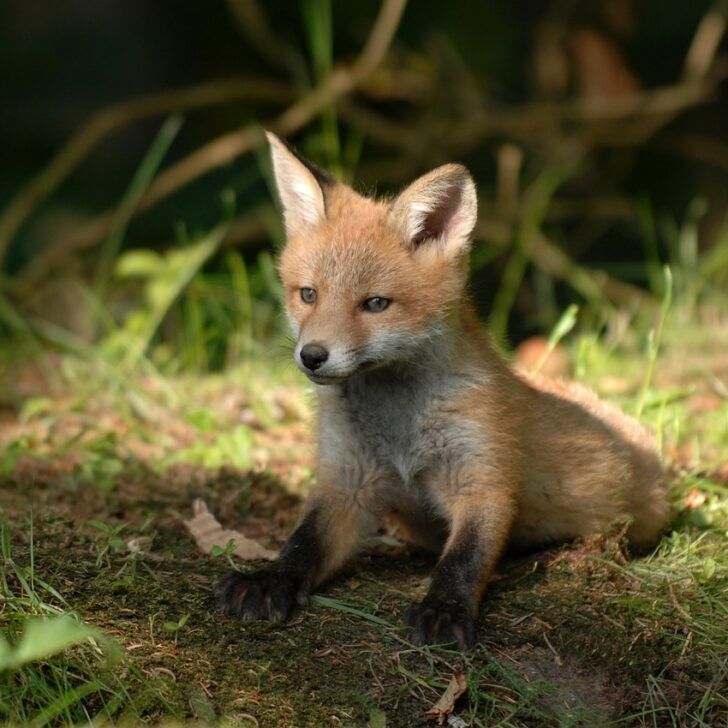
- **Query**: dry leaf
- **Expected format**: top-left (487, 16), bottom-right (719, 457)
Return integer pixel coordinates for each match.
top-left (683, 488), bottom-right (707, 510)
top-left (184, 498), bottom-right (278, 560)
top-left (124, 536), bottom-right (164, 562)
top-left (425, 672), bottom-right (467, 725)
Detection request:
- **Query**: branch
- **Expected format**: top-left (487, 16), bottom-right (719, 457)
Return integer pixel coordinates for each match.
top-left (16, 0), bottom-right (408, 284)
top-left (0, 77), bottom-right (292, 266)
top-left (117, 0), bottom-right (407, 210)
top-left (472, 223), bottom-right (653, 310)
top-left (344, 75), bottom-right (723, 178)
top-left (683, 0), bottom-right (728, 80)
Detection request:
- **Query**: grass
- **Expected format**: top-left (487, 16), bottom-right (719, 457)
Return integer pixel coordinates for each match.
top-left (0, 522), bottom-right (175, 726)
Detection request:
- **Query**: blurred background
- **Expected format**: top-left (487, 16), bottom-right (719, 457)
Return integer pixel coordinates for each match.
top-left (2, 0), bottom-right (727, 377)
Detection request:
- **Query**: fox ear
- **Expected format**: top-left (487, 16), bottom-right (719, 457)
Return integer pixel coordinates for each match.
top-left (390, 164), bottom-right (477, 257)
top-left (266, 131), bottom-right (333, 238)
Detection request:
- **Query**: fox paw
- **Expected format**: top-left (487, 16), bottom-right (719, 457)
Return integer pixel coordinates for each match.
top-left (404, 598), bottom-right (476, 650)
top-left (214, 568), bottom-right (306, 622)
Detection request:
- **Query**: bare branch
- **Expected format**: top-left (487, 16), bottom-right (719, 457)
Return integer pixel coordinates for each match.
top-left (0, 78), bottom-right (292, 266)
top-left (15, 0), bottom-right (408, 285)
top-left (683, 0), bottom-right (728, 80)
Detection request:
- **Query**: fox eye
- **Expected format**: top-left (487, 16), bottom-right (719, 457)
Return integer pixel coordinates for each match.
top-left (300, 287), bottom-right (317, 304)
top-left (362, 296), bottom-right (391, 313)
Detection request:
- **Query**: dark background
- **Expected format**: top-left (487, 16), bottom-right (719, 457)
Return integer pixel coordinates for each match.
top-left (2, 0), bottom-right (727, 355)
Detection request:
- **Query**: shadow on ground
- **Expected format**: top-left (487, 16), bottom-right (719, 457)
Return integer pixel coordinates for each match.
top-left (1, 456), bottom-right (725, 727)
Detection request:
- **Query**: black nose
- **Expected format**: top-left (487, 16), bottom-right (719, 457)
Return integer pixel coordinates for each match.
top-left (300, 343), bottom-right (329, 371)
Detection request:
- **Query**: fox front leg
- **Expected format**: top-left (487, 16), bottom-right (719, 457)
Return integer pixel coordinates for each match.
top-left (405, 489), bottom-right (515, 650)
top-left (215, 488), bottom-right (373, 621)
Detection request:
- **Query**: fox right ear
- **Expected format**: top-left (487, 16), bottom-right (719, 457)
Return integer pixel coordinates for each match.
top-left (390, 163), bottom-right (477, 258)
top-left (266, 132), bottom-right (333, 238)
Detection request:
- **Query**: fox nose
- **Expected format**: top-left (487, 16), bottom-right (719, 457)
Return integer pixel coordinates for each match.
top-left (300, 343), bottom-right (329, 371)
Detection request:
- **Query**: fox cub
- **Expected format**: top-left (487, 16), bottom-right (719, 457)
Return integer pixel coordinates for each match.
top-left (215, 132), bottom-right (669, 649)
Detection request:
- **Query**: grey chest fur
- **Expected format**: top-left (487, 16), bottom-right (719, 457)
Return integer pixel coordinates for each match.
top-left (338, 368), bottom-right (469, 483)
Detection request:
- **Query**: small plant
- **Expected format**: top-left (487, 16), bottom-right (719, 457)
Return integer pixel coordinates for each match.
top-left (210, 538), bottom-right (239, 569)
top-left (163, 614), bottom-right (191, 646)
top-left (73, 432), bottom-right (126, 492)
top-left (87, 519), bottom-right (128, 568)
top-left (167, 423), bottom-right (254, 470)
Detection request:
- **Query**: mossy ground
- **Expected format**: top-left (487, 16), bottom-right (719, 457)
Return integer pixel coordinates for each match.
top-left (1, 331), bottom-right (726, 727)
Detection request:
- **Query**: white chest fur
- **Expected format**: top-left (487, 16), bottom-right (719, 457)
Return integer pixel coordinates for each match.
top-left (318, 367), bottom-right (478, 487)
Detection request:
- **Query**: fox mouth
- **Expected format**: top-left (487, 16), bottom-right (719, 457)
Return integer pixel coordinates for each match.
top-left (303, 371), bottom-right (348, 385)
top-left (296, 352), bottom-right (387, 384)
top-left (303, 360), bottom-right (383, 385)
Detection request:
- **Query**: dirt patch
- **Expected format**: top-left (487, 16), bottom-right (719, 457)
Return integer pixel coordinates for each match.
top-left (3, 458), bottom-right (726, 727)
top-left (504, 646), bottom-right (621, 723)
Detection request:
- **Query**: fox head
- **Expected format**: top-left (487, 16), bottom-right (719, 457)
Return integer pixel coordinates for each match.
top-left (267, 132), bottom-right (478, 384)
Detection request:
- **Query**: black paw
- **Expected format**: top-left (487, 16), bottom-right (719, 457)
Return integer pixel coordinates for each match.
top-left (404, 598), bottom-right (476, 650)
top-left (214, 567), bottom-right (306, 622)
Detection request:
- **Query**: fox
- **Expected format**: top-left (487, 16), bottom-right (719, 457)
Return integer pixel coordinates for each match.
top-left (215, 132), bottom-right (670, 649)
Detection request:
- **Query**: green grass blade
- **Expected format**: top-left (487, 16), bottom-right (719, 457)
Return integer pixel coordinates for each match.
top-left (636, 265), bottom-right (673, 417)
top-left (94, 114), bottom-right (183, 292)
top-left (310, 595), bottom-right (394, 627)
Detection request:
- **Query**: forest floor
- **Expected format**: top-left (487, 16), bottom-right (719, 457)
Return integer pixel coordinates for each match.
top-left (1, 319), bottom-right (727, 727)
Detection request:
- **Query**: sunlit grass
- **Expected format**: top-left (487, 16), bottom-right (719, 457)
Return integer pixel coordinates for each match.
top-left (0, 522), bottom-right (175, 726)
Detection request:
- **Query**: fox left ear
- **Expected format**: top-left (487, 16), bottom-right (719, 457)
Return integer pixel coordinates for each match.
top-left (389, 164), bottom-right (477, 257)
top-left (266, 131), bottom-right (335, 239)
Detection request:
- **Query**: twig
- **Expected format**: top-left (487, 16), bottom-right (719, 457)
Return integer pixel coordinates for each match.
top-left (683, 0), bottom-right (728, 80)
top-left (0, 77), bottom-right (292, 266)
top-left (542, 632), bottom-right (563, 666)
top-left (529, 230), bottom-right (653, 308)
top-left (649, 131), bottom-right (728, 174)
top-left (348, 77), bottom-right (722, 178)
top-left (15, 0), bottom-right (408, 283)
top-left (666, 578), bottom-right (697, 624)
top-left (496, 144), bottom-right (523, 222)
top-left (18, 210), bottom-right (268, 295)
top-left (452, 78), bottom-right (721, 153)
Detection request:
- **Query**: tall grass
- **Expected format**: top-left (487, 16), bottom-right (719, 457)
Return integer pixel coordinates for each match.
top-left (0, 522), bottom-right (158, 725)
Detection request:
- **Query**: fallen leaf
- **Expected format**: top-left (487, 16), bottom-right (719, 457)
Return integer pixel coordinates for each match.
top-left (184, 499), bottom-right (278, 560)
top-left (683, 488), bottom-right (706, 510)
top-left (446, 716), bottom-right (468, 728)
top-left (314, 647), bottom-right (335, 658)
top-left (425, 672), bottom-right (467, 725)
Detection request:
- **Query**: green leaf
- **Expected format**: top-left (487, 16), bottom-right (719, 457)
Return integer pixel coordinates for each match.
top-left (701, 557), bottom-right (717, 582)
top-left (688, 509), bottom-right (713, 528)
top-left (87, 519), bottom-right (113, 534)
top-left (310, 595), bottom-right (394, 627)
top-left (18, 397), bottom-right (54, 424)
top-left (163, 614), bottom-right (190, 633)
top-left (0, 616), bottom-right (97, 670)
top-left (115, 249), bottom-right (165, 278)
top-left (185, 409), bottom-right (218, 432)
